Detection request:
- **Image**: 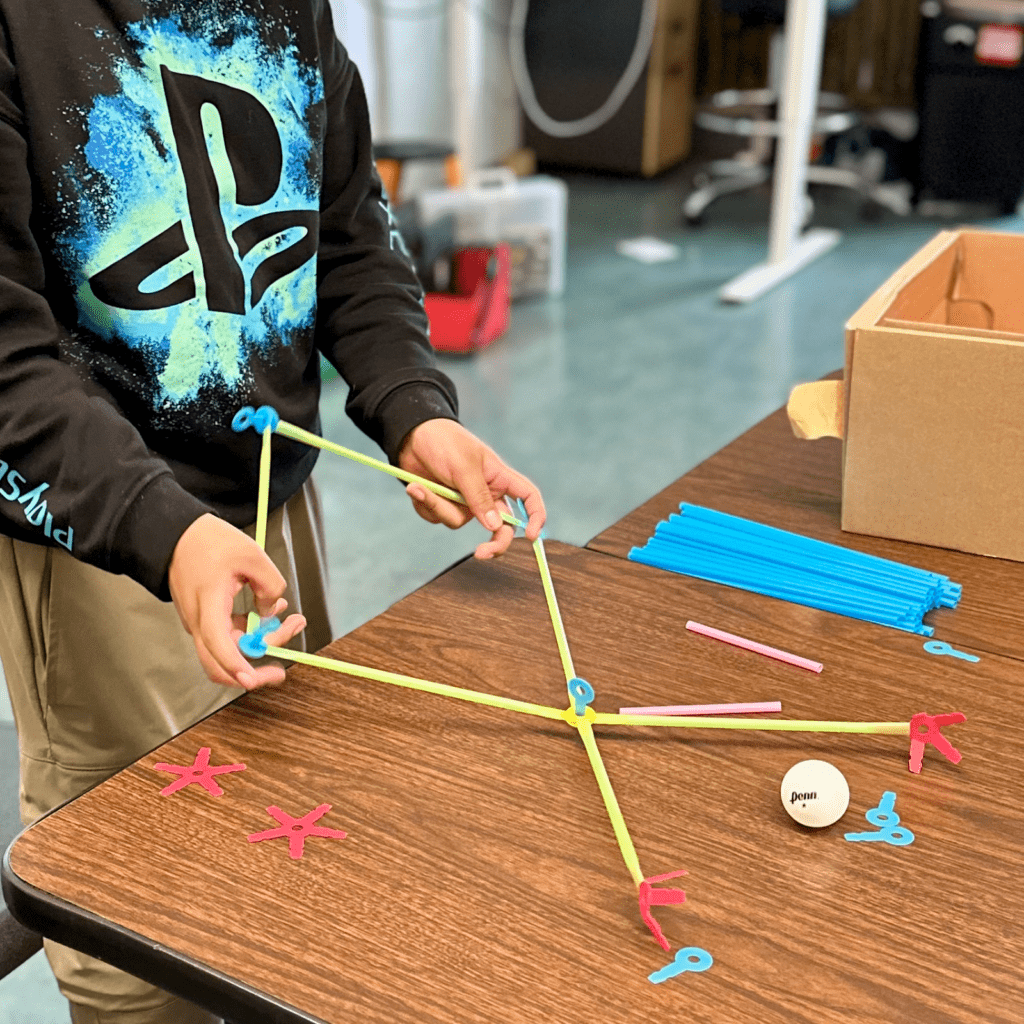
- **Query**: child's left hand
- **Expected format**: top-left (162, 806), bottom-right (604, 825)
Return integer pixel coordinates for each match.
top-left (397, 419), bottom-right (546, 558)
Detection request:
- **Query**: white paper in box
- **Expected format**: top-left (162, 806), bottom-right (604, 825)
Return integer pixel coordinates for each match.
top-left (415, 169), bottom-right (567, 299)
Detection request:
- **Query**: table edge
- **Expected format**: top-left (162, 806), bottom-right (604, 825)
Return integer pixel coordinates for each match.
top-left (1, 836), bottom-right (317, 1024)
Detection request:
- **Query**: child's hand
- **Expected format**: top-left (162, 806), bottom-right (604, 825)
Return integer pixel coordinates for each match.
top-left (168, 514), bottom-right (307, 689)
top-left (397, 419), bottom-right (546, 558)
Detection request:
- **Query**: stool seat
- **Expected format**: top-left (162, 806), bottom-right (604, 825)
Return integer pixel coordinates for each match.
top-left (373, 139), bottom-right (462, 205)
top-left (372, 140), bottom-right (456, 163)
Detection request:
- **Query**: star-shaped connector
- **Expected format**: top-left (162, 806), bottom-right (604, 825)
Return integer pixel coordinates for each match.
top-left (638, 869), bottom-right (688, 951)
top-left (247, 803), bottom-right (348, 859)
top-left (151, 747), bottom-right (247, 797)
top-left (909, 711), bottom-right (966, 774)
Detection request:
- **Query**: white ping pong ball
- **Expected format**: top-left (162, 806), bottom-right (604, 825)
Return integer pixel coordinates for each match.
top-left (780, 760), bottom-right (850, 828)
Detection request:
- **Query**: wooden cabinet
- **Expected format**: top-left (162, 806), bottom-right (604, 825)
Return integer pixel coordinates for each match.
top-left (521, 0), bottom-right (701, 177)
top-left (642, 0), bottom-right (702, 175)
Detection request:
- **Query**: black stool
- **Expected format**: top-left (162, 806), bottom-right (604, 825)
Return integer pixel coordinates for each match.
top-left (373, 141), bottom-right (462, 205)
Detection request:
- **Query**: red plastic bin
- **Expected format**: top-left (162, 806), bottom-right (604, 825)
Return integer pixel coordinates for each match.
top-left (423, 244), bottom-right (511, 354)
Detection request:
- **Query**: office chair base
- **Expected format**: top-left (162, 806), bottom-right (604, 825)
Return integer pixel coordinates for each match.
top-left (695, 88), bottom-right (857, 139)
top-left (684, 165), bottom-right (770, 224)
top-left (685, 85), bottom-right (904, 225)
top-left (684, 150), bottom-right (913, 225)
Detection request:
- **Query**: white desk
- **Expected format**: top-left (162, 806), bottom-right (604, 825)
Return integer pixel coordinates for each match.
top-left (719, 0), bottom-right (842, 303)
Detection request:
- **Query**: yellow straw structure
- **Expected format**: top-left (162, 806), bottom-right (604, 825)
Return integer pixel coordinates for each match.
top-left (532, 537), bottom-right (576, 683)
top-left (274, 418), bottom-right (522, 528)
top-left (593, 713), bottom-right (910, 734)
top-left (264, 645), bottom-right (566, 721)
top-left (575, 718), bottom-right (644, 886)
top-left (240, 402), bottom-right (926, 916)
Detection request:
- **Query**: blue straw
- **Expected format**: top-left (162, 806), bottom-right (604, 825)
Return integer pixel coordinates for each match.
top-left (638, 536), bottom-right (920, 621)
top-left (679, 504), bottom-right (959, 602)
top-left (630, 546), bottom-right (934, 635)
top-left (627, 504), bottom-right (958, 636)
top-left (660, 512), bottom-right (941, 597)
top-left (633, 544), bottom-right (922, 624)
top-left (676, 506), bottom-right (958, 606)
top-left (655, 517), bottom-right (940, 606)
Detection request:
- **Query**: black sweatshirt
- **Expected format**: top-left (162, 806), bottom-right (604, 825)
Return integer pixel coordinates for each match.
top-left (0, 0), bottom-right (457, 598)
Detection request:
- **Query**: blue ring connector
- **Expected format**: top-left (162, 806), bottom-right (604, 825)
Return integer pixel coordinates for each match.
top-left (238, 632), bottom-right (268, 658)
top-left (238, 616), bottom-right (282, 660)
top-left (231, 405), bottom-right (280, 434)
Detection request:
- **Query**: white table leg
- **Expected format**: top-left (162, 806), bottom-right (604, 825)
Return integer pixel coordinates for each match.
top-left (719, 0), bottom-right (840, 304)
top-left (449, 2), bottom-right (481, 177)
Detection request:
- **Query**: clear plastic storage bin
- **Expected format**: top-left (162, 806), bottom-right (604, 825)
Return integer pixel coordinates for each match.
top-left (415, 169), bottom-right (567, 299)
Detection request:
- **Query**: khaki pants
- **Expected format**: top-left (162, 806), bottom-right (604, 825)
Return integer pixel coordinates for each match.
top-left (0, 480), bottom-right (332, 1023)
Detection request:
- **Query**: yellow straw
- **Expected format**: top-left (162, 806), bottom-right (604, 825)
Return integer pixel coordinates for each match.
top-left (593, 713), bottom-right (909, 734)
top-left (264, 645), bottom-right (565, 721)
top-left (255, 425), bottom-right (272, 550)
top-left (248, 425), bottom-right (274, 634)
top-left (274, 419), bottom-right (521, 528)
top-left (575, 718), bottom-right (644, 886)
top-left (532, 536), bottom-right (576, 683)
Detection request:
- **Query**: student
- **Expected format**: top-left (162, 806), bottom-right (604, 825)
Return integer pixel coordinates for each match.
top-left (0, 2), bottom-right (544, 1022)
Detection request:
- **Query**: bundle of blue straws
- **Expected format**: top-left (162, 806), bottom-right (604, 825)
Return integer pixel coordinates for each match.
top-left (628, 504), bottom-right (961, 636)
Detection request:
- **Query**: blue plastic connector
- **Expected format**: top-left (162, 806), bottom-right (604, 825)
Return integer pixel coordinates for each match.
top-left (231, 405), bottom-right (280, 434)
top-left (237, 616), bottom-right (282, 660)
top-left (567, 677), bottom-right (595, 717)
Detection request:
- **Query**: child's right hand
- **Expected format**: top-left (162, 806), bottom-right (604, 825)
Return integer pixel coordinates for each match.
top-left (168, 513), bottom-right (306, 689)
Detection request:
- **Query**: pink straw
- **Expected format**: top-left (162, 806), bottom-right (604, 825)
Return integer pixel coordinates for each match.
top-left (619, 701), bottom-right (782, 716)
top-left (685, 620), bottom-right (824, 673)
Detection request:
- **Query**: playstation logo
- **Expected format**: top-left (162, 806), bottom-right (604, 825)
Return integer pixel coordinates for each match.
top-left (89, 66), bottom-right (318, 315)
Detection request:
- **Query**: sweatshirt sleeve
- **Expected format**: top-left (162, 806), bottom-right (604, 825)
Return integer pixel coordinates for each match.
top-left (0, 39), bottom-right (212, 597)
top-left (313, 4), bottom-right (459, 464)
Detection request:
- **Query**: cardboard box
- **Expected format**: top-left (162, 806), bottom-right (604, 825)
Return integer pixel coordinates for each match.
top-left (790, 228), bottom-right (1024, 561)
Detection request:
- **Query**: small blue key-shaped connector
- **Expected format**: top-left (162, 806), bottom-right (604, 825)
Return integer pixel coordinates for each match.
top-left (648, 947), bottom-right (713, 984)
top-left (844, 791), bottom-right (915, 846)
top-left (864, 792), bottom-right (899, 829)
top-left (844, 827), bottom-right (915, 846)
top-left (238, 632), bottom-right (268, 658)
top-left (567, 677), bottom-right (595, 717)
top-left (923, 640), bottom-right (979, 663)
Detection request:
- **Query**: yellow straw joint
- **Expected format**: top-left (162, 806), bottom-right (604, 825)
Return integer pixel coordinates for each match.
top-left (561, 704), bottom-right (597, 727)
top-left (254, 425), bottom-right (272, 551)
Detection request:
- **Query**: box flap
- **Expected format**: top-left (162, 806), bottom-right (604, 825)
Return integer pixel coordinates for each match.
top-left (878, 318), bottom-right (1024, 345)
top-left (845, 230), bottom-right (960, 332)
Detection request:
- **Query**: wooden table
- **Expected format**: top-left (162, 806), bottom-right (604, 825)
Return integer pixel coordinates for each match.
top-left (5, 403), bottom-right (1023, 1023)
